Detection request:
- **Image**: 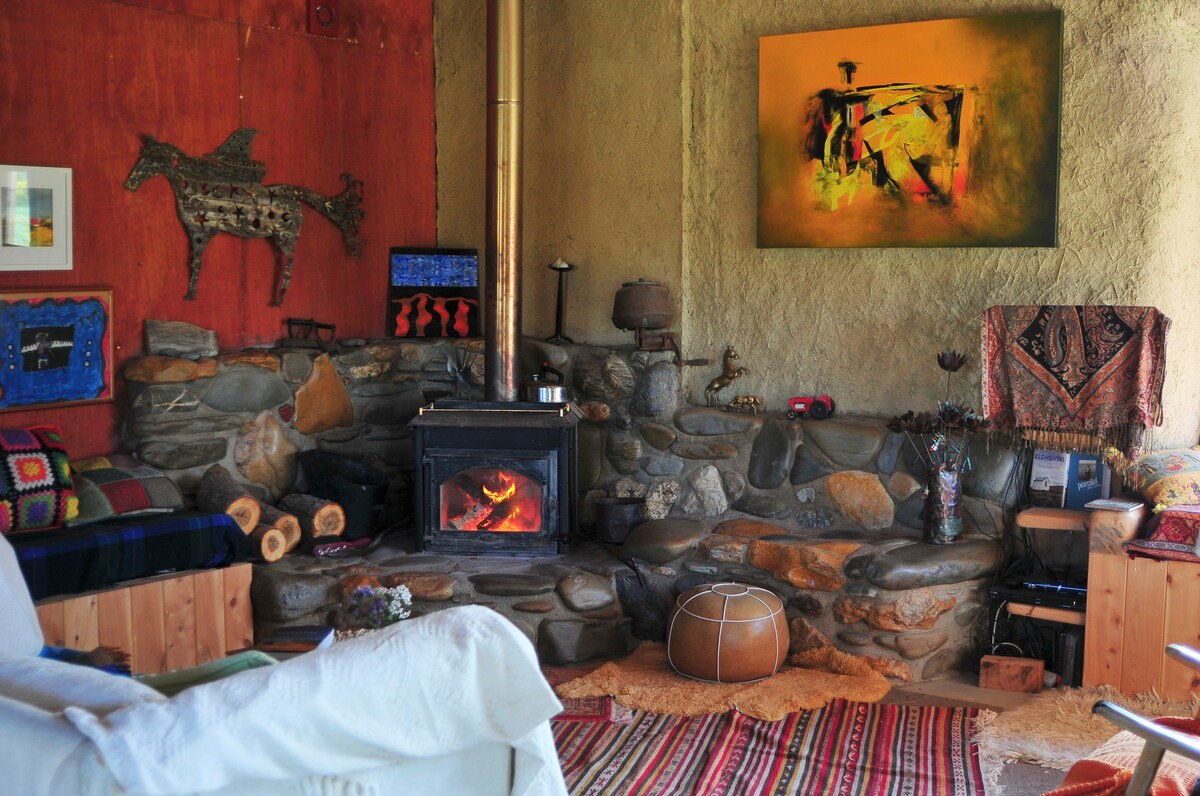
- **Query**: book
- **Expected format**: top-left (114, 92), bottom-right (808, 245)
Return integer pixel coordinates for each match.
top-left (1084, 497), bottom-right (1144, 512)
top-left (1028, 449), bottom-right (1110, 510)
top-left (256, 624), bottom-right (335, 653)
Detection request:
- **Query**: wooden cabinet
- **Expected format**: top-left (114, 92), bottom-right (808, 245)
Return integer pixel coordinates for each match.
top-left (34, 564), bottom-right (253, 675)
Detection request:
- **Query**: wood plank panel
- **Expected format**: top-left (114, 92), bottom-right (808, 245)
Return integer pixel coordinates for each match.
top-left (1118, 557), bottom-right (1168, 695)
top-left (35, 602), bottom-right (66, 648)
top-left (162, 573), bottom-right (198, 671)
top-left (96, 588), bottom-right (134, 660)
top-left (1162, 561), bottom-right (1200, 700)
top-left (1084, 552), bottom-right (1129, 688)
top-left (61, 594), bottom-right (100, 651)
top-left (129, 581), bottom-right (167, 674)
top-left (193, 568), bottom-right (227, 664)
top-left (223, 564), bottom-right (254, 653)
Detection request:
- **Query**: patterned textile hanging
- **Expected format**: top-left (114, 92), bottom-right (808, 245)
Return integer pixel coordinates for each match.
top-left (981, 305), bottom-right (1170, 459)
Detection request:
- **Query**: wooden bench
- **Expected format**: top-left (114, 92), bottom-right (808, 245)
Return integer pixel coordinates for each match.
top-left (34, 564), bottom-right (253, 674)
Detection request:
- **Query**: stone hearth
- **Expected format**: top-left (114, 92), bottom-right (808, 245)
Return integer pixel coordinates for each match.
top-left (118, 330), bottom-right (1016, 682)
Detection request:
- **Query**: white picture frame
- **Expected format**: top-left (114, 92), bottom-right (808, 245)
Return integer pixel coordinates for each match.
top-left (0, 165), bottom-right (73, 271)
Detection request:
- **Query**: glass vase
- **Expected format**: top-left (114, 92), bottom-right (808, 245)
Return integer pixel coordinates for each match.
top-left (923, 463), bottom-right (963, 544)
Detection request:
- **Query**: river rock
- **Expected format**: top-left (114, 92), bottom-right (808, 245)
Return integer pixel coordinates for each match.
top-left (361, 392), bottom-right (426, 426)
top-left (251, 568), bottom-right (338, 622)
top-left (202, 368), bottom-right (292, 412)
top-left (832, 591), bottom-right (956, 631)
top-left (825, 471), bottom-right (894, 530)
top-left (280, 351), bottom-right (315, 382)
top-left (622, 518), bottom-right (708, 564)
top-left (615, 570), bottom-right (670, 640)
top-left (145, 319), bottom-right (220, 358)
top-left (468, 573), bottom-right (556, 596)
top-left (686, 465), bottom-right (728, 516)
top-left (642, 455), bottom-right (684, 476)
top-left (732, 493), bottom-right (791, 518)
top-left (577, 424), bottom-right (606, 491)
top-left (124, 355), bottom-right (218, 384)
top-left (864, 540), bottom-right (1002, 590)
top-left (137, 439), bottom-right (227, 470)
top-left (217, 351), bottom-right (280, 371)
top-left (747, 538), bottom-right (861, 591)
top-left (673, 442), bottom-right (739, 460)
top-left (806, 419), bottom-right (885, 468)
top-left (888, 471), bottom-right (922, 500)
top-left (131, 416), bottom-right (244, 437)
top-left (643, 480), bottom-right (680, 520)
top-left (513, 600), bottom-right (555, 614)
top-left (294, 354), bottom-right (354, 434)
top-left (789, 616), bottom-right (832, 654)
top-left (861, 655), bottom-right (913, 682)
top-left (877, 431), bottom-right (905, 474)
top-left (923, 646), bottom-right (971, 679)
top-left (639, 421), bottom-right (677, 451)
top-left (790, 449), bottom-right (832, 484)
top-left (875, 630), bottom-right (948, 659)
top-left (233, 412), bottom-right (297, 495)
top-left (748, 418), bottom-right (796, 489)
top-left (536, 619), bottom-right (630, 665)
top-left (574, 353), bottom-right (635, 401)
top-left (379, 571), bottom-right (457, 601)
top-left (964, 447), bottom-right (1019, 504)
top-left (630, 361), bottom-right (681, 417)
top-left (579, 401), bottom-right (611, 422)
top-left (673, 406), bottom-right (763, 435)
top-left (556, 570), bottom-right (616, 612)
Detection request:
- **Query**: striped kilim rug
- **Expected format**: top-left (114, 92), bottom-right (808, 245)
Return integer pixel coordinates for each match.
top-left (553, 698), bottom-right (985, 796)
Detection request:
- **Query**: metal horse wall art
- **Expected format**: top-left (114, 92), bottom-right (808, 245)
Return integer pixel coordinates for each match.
top-left (124, 129), bottom-right (364, 305)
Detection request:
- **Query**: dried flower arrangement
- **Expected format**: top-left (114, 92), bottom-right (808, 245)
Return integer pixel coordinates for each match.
top-left (887, 349), bottom-right (991, 473)
top-left (347, 584), bottom-right (413, 629)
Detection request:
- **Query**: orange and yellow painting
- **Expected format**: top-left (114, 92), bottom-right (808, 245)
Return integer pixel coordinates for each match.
top-left (758, 12), bottom-right (1062, 248)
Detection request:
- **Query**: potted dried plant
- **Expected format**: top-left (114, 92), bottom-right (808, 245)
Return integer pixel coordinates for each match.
top-left (888, 350), bottom-right (991, 544)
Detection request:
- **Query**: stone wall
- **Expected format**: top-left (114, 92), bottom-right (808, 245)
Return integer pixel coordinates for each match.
top-left (120, 333), bottom-right (1015, 681)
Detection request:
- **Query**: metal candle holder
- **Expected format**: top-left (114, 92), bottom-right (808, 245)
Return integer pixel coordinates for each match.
top-left (545, 258), bottom-right (575, 344)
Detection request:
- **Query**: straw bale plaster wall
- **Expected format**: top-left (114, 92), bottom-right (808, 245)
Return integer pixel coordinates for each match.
top-left (435, 0), bottom-right (1200, 449)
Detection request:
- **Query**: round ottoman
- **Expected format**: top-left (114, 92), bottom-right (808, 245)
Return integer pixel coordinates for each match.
top-left (666, 582), bottom-right (788, 683)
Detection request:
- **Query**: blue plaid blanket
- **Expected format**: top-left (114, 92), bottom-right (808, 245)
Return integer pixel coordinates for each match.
top-left (11, 511), bottom-right (252, 601)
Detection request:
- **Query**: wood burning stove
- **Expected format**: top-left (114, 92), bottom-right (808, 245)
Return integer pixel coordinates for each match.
top-left (410, 400), bottom-right (581, 556)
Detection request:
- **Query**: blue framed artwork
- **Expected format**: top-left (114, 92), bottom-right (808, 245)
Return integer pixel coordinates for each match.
top-left (387, 248), bottom-right (480, 338)
top-left (0, 288), bottom-right (112, 411)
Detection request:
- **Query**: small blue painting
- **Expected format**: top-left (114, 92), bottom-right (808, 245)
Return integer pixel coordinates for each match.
top-left (0, 289), bottom-right (112, 410)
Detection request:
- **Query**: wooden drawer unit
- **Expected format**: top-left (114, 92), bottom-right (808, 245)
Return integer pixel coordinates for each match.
top-left (34, 564), bottom-right (253, 674)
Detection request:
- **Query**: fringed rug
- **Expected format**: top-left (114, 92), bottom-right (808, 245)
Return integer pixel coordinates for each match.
top-left (981, 305), bottom-right (1169, 457)
top-left (553, 700), bottom-right (985, 796)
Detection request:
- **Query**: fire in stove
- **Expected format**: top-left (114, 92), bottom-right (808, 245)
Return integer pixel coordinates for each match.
top-left (441, 467), bottom-right (543, 532)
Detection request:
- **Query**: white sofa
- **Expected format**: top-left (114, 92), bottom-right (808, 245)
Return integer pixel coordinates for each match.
top-left (0, 532), bottom-right (568, 795)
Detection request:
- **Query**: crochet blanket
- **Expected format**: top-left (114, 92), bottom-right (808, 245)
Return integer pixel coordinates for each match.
top-left (982, 305), bottom-right (1169, 456)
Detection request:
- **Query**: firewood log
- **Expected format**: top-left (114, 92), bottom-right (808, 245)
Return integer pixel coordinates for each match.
top-left (196, 464), bottom-right (260, 534)
top-left (257, 502), bottom-right (302, 553)
top-left (278, 493), bottom-right (346, 546)
top-left (249, 525), bottom-right (287, 563)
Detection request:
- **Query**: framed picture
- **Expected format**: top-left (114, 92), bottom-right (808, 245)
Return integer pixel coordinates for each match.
top-left (759, 12), bottom-right (1062, 248)
top-left (387, 248), bottom-right (480, 338)
top-left (0, 165), bottom-right (73, 271)
top-left (0, 288), bottom-right (113, 411)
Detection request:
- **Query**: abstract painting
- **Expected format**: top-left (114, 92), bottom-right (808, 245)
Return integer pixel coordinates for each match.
top-left (387, 248), bottom-right (480, 338)
top-left (0, 289), bottom-right (112, 411)
top-left (759, 12), bottom-right (1062, 248)
top-left (0, 165), bottom-right (73, 270)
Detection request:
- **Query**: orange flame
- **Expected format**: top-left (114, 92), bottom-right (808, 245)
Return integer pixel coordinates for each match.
top-left (483, 476), bottom-right (516, 504)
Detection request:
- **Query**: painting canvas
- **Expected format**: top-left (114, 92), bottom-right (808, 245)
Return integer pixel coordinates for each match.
top-left (387, 248), bottom-right (480, 338)
top-left (0, 165), bottom-right (73, 270)
top-left (758, 12), bottom-right (1062, 248)
top-left (0, 289), bottom-right (112, 411)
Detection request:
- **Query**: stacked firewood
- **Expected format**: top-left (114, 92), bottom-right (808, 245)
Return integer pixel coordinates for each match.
top-left (197, 464), bottom-right (346, 562)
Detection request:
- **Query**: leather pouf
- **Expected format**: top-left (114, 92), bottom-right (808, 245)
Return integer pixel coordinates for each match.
top-left (666, 582), bottom-right (788, 683)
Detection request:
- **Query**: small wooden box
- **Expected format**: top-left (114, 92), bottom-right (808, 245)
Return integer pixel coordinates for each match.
top-left (979, 654), bottom-right (1045, 693)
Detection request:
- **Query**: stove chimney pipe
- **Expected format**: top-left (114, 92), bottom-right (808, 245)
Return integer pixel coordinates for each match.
top-left (484, 0), bottom-right (523, 402)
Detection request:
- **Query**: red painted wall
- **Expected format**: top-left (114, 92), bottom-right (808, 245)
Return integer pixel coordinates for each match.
top-left (0, 0), bottom-right (435, 457)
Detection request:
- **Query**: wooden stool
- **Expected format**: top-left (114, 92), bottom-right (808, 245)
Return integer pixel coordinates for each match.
top-left (666, 582), bottom-right (788, 683)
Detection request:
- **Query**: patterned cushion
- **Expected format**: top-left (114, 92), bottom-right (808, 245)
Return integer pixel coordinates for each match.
top-left (1115, 447), bottom-right (1200, 512)
top-left (0, 425), bottom-right (78, 534)
top-left (69, 462), bottom-right (183, 526)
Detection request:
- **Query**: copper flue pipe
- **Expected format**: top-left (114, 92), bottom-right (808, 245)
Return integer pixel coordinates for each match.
top-left (484, 0), bottom-right (523, 402)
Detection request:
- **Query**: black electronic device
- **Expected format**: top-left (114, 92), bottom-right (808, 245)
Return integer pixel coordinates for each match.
top-left (987, 583), bottom-right (1087, 612)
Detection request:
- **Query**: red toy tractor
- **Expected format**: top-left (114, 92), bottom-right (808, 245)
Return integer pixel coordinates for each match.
top-left (786, 395), bottom-right (835, 420)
